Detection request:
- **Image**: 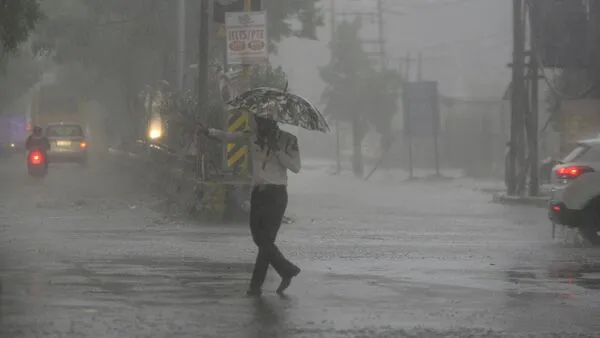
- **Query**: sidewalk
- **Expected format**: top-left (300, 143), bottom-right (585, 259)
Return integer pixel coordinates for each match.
top-left (492, 192), bottom-right (549, 207)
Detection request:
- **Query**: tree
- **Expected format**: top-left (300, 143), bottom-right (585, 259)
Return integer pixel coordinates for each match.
top-left (320, 18), bottom-right (401, 177)
top-left (0, 0), bottom-right (44, 111)
top-left (0, 0), bottom-right (43, 55)
top-left (32, 0), bottom-right (323, 143)
top-left (250, 64), bottom-right (288, 89)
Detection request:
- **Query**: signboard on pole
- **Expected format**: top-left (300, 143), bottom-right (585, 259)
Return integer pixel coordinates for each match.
top-left (403, 81), bottom-right (440, 137)
top-left (225, 11), bottom-right (268, 65)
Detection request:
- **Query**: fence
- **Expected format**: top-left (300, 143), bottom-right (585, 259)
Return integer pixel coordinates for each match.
top-left (373, 97), bottom-right (509, 178)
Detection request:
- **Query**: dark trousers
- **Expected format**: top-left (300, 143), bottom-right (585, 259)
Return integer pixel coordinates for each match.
top-left (249, 185), bottom-right (298, 290)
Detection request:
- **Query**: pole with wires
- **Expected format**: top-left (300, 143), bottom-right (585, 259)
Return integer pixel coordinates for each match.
top-left (196, 0), bottom-right (211, 179)
top-left (528, 1), bottom-right (540, 197)
top-left (508, 0), bottom-right (526, 196)
top-left (176, 0), bottom-right (186, 92)
top-left (376, 0), bottom-right (386, 71)
top-left (331, 0), bottom-right (342, 174)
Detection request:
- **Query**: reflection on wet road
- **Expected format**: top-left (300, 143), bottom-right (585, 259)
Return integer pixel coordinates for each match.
top-left (0, 156), bottom-right (599, 337)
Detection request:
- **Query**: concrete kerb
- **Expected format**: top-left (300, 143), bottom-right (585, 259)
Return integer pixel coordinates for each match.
top-left (492, 193), bottom-right (549, 208)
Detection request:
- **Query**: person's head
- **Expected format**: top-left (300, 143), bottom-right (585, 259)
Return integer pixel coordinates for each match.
top-left (255, 116), bottom-right (278, 138)
top-left (33, 126), bottom-right (42, 136)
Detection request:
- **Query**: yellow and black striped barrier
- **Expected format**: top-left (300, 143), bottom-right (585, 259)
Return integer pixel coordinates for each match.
top-left (227, 109), bottom-right (249, 171)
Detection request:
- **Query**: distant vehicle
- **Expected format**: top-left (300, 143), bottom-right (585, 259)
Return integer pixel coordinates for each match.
top-left (548, 137), bottom-right (600, 245)
top-left (45, 123), bottom-right (88, 166)
top-left (30, 83), bottom-right (85, 130)
top-left (0, 115), bottom-right (27, 155)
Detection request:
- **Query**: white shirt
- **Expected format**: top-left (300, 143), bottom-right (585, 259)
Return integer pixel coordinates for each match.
top-left (208, 128), bottom-right (301, 186)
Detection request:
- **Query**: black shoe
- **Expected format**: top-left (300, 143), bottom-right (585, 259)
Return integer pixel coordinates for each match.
top-left (246, 288), bottom-right (262, 297)
top-left (276, 268), bottom-right (301, 295)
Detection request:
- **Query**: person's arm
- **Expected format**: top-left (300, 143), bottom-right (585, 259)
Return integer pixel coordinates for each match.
top-left (25, 136), bottom-right (32, 150)
top-left (206, 128), bottom-right (252, 143)
top-left (275, 136), bottom-right (301, 174)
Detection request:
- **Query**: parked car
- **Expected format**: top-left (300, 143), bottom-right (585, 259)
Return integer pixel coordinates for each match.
top-left (548, 137), bottom-right (600, 245)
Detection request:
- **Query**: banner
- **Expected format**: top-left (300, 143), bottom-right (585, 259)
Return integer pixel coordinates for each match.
top-left (225, 11), bottom-right (268, 65)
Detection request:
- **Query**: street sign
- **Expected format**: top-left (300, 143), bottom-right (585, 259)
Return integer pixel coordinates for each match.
top-left (225, 11), bottom-right (268, 65)
top-left (403, 81), bottom-right (440, 137)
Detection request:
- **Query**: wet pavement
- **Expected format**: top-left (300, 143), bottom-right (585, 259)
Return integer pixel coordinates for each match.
top-left (0, 155), bottom-right (599, 337)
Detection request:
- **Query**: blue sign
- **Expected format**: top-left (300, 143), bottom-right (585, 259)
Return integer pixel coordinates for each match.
top-left (403, 81), bottom-right (440, 137)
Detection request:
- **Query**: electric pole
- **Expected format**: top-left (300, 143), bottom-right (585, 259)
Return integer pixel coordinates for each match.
top-left (376, 0), bottom-right (386, 71)
top-left (336, 1), bottom-right (389, 70)
top-left (197, 0), bottom-right (210, 123)
top-left (528, 2), bottom-right (540, 197)
top-left (176, 0), bottom-right (186, 91)
top-left (508, 0), bottom-right (525, 196)
top-left (196, 0), bottom-right (211, 179)
top-left (331, 0), bottom-right (342, 174)
top-left (417, 51), bottom-right (423, 81)
top-left (398, 52), bottom-right (416, 81)
top-left (405, 52), bottom-right (414, 179)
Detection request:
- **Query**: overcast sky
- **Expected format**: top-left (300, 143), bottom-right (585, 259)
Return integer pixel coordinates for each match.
top-left (272, 0), bottom-right (512, 108)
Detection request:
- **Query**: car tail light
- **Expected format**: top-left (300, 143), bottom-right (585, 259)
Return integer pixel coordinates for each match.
top-left (29, 151), bottom-right (43, 165)
top-left (80, 141), bottom-right (87, 149)
top-left (554, 165), bottom-right (594, 179)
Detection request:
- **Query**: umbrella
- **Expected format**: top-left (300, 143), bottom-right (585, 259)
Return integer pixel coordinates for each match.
top-left (227, 86), bottom-right (330, 133)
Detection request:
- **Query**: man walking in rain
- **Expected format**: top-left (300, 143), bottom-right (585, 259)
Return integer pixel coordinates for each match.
top-left (199, 115), bottom-right (302, 296)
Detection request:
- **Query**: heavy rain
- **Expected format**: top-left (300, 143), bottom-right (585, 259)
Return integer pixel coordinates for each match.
top-left (0, 0), bottom-right (599, 337)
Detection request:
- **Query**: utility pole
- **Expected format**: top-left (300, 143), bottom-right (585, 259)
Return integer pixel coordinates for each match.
top-left (176, 0), bottom-right (186, 91)
top-left (399, 52), bottom-right (413, 81)
top-left (508, 0), bottom-right (525, 196)
top-left (376, 0), bottom-right (386, 71)
top-left (196, 0), bottom-right (211, 179)
top-left (243, 0), bottom-right (252, 80)
top-left (400, 51), bottom-right (415, 179)
top-left (528, 3), bottom-right (540, 197)
top-left (336, 2), bottom-right (389, 69)
top-left (417, 51), bottom-right (423, 81)
top-left (331, 0), bottom-right (342, 174)
top-left (197, 0), bottom-right (210, 123)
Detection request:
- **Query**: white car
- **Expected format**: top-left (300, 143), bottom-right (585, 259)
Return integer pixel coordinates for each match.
top-left (45, 123), bottom-right (89, 166)
top-left (549, 138), bottom-right (600, 245)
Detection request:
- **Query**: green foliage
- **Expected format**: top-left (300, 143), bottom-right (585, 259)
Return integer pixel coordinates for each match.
top-left (319, 18), bottom-right (402, 137)
top-left (263, 0), bottom-right (324, 42)
top-left (0, 49), bottom-right (43, 112)
top-left (250, 64), bottom-right (288, 90)
top-left (31, 0), bottom-right (323, 141)
top-left (0, 0), bottom-right (43, 54)
top-left (32, 0), bottom-right (324, 96)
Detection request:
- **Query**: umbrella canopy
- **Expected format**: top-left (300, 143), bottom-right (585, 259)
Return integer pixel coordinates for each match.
top-left (227, 87), bottom-right (330, 133)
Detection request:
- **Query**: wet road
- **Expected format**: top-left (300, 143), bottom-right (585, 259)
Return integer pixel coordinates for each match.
top-left (0, 156), bottom-right (599, 337)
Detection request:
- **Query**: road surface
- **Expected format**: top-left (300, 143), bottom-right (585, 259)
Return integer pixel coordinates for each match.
top-left (0, 155), bottom-right (598, 337)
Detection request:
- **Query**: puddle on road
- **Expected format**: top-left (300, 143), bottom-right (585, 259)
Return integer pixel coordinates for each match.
top-left (547, 262), bottom-right (600, 290)
top-left (49, 258), bottom-right (256, 306)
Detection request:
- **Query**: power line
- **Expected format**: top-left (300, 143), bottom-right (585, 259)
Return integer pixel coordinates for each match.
top-left (524, 0), bottom-right (597, 100)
